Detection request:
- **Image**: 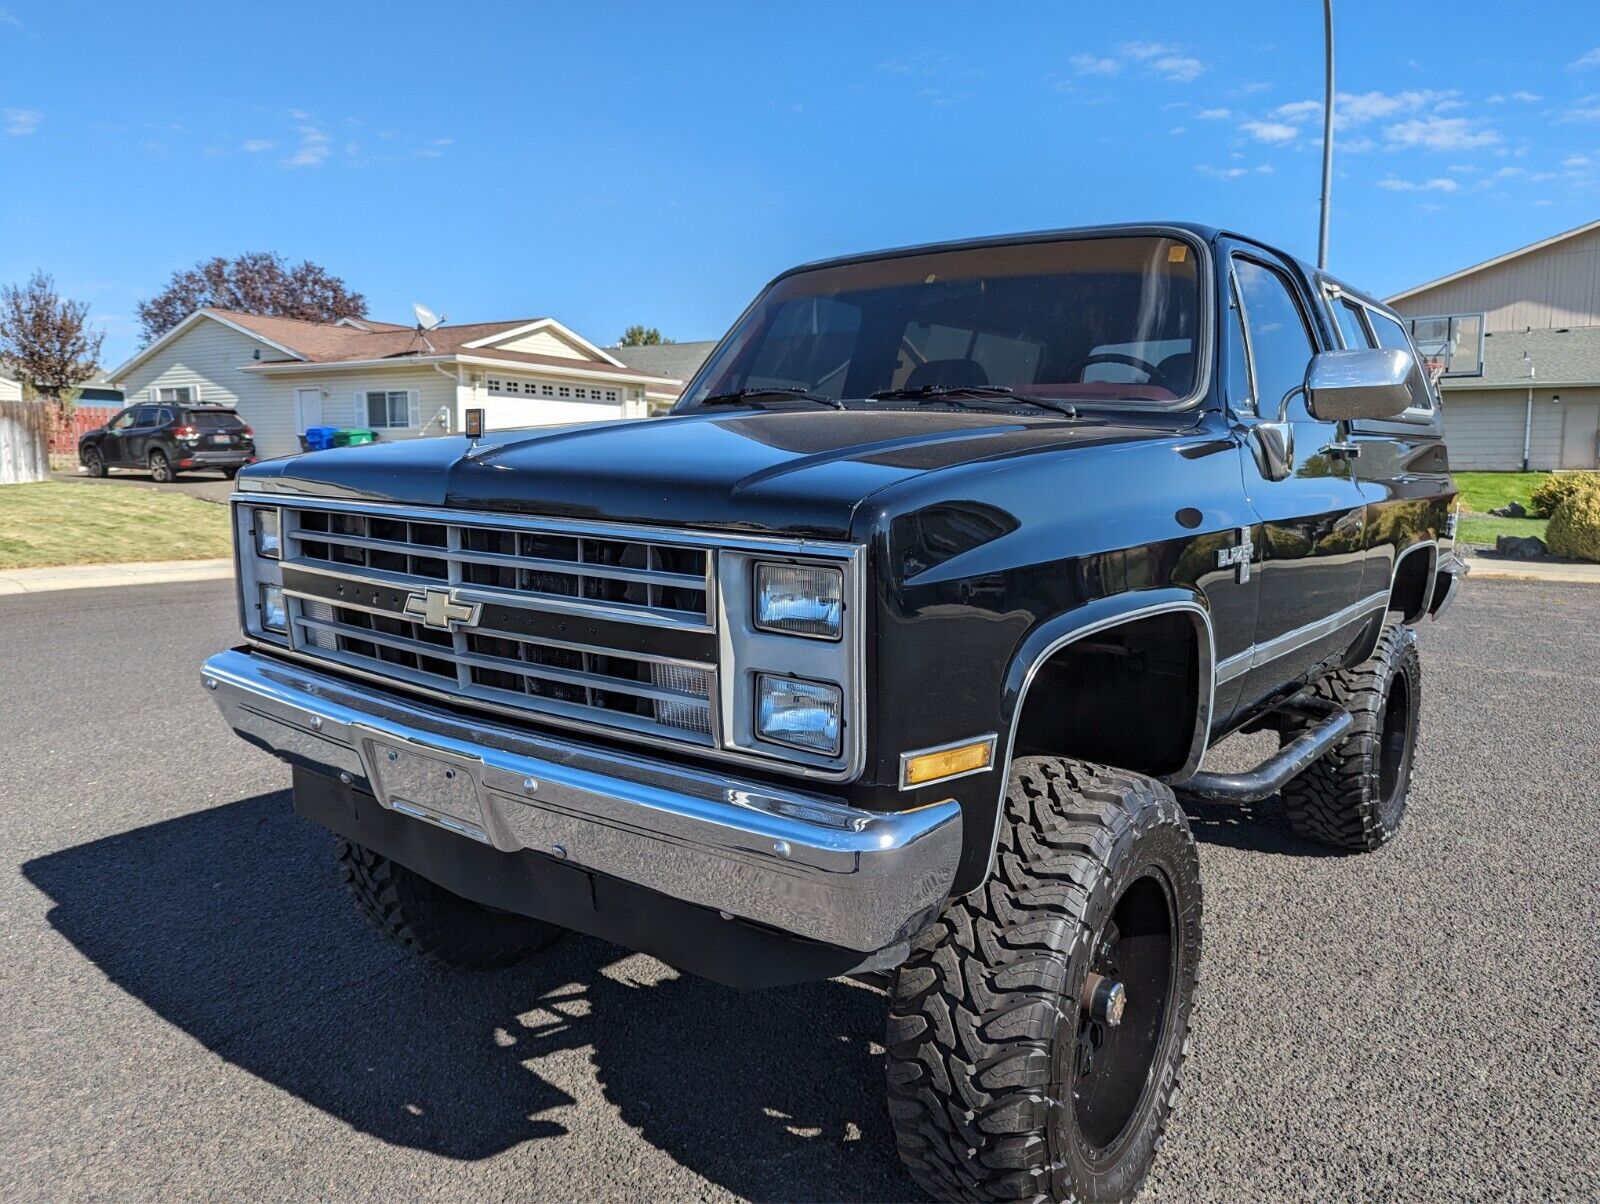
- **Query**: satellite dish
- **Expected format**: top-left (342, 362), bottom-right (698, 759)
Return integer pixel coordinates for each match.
top-left (412, 302), bottom-right (442, 331)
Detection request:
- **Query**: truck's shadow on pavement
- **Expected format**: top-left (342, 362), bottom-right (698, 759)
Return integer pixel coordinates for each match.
top-left (22, 792), bottom-right (920, 1202)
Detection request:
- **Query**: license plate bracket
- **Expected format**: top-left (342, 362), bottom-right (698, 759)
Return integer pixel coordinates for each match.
top-left (361, 734), bottom-right (489, 842)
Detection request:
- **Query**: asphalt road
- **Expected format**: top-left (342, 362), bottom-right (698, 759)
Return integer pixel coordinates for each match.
top-left (51, 468), bottom-right (236, 504)
top-left (1, 579), bottom-right (1596, 1202)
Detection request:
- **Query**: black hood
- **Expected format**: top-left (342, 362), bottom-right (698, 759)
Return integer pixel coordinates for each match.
top-left (239, 408), bottom-right (1183, 540)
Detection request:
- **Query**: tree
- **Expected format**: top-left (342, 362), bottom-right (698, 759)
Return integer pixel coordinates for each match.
top-left (0, 271), bottom-right (104, 404)
top-left (136, 252), bottom-right (367, 345)
top-left (618, 325), bottom-right (674, 347)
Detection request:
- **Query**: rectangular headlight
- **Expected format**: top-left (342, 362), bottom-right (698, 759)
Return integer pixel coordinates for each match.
top-left (259, 584), bottom-right (287, 633)
top-left (754, 562), bottom-right (843, 640)
top-left (755, 674), bottom-right (842, 755)
top-left (253, 508), bottom-right (281, 559)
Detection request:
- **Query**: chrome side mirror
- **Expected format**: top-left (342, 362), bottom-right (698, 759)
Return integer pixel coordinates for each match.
top-left (1304, 348), bottom-right (1414, 422)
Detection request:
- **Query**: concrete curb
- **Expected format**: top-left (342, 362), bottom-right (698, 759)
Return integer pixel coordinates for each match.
top-left (1467, 557), bottom-right (1600, 584)
top-left (0, 558), bottom-right (234, 596)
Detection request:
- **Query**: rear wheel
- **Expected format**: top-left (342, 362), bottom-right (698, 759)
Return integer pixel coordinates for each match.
top-left (221, 466), bottom-right (240, 480)
top-left (148, 449), bottom-right (175, 483)
top-left (1280, 620), bottom-right (1421, 851)
top-left (82, 447), bottom-right (106, 477)
top-left (886, 758), bottom-right (1202, 1203)
top-left (336, 840), bottom-right (563, 969)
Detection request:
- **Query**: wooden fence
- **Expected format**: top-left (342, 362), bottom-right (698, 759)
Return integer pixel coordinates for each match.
top-left (49, 405), bottom-right (119, 455)
top-left (1, 400), bottom-right (50, 484)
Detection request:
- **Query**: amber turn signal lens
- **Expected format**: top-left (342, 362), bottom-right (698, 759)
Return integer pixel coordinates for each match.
top-left (903, 739), bottom-right (994, 787)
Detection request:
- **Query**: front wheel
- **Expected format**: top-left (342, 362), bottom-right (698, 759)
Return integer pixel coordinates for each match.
top-left (82, 447), bottom-right (106, 477)
top-left (148, 450), bottom-right (175, 483)
top-left (1280, 620), bottom-right (1421, 851)
top-left (887, 758), bottom-right (1202, 1203)
top-left (336, 840), bottom-right (563, 969)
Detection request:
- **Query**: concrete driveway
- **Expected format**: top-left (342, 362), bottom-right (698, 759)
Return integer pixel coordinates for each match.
top-left (1, 578), bottom-right (1596, 1201)
top-left (50, 467), bottom-right (237, 504)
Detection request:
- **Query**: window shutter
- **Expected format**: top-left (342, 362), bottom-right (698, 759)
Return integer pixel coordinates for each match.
top-left (191, 382), bottom-right (201, 402)
top-left (147, 387), bottom-right (156, 402)
top-left (355, 390), bottom-right (365, 428)
top-left (408, 390), bottom-right (421, 429)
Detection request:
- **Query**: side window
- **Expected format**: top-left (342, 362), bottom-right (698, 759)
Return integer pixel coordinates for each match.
top-left (109, 409), bottom-right (139, 431)
top-left (158, 408), bottom-right (177, 426)
top-left (1366, 309), bottom-right (1434, 412)
top-left (131, 405), bottom-right (158, 426)
top-left (1224, 276), bottom-right (1255, 413)
top-left (1331, 297), bottom-right (1375, 349)
top-left (1234, 258), bottom-right (1317, 420)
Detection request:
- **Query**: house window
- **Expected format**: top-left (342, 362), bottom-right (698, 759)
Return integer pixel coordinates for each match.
top-left (604, 389), bottom-right (618, 402)
top-left (156, 385), bottom-right (197, 403)
top-left (365, 390), bottom-right (409, 428)
top-left (574, 387), bottom-right (587, 400)
top-left (541, 384), bottom-right (553, 396)
top-left (558, 386), bottom-right (571, 397)
top-left (523, 381), bottom-right (537, 394)
top-left (487, 379), bottom-right (503, 394)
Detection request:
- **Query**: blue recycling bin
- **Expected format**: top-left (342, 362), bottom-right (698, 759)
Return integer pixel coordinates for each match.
top-left (304, 426), bottom-right (340, 451)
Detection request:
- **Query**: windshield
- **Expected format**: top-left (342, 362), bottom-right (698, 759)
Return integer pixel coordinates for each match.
top-left (682, 234), bottom-right (1203, 411)
top-left (187, 410), bottom-right (244, 430)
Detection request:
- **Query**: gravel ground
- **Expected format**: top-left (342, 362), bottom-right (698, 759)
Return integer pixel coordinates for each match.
top-left (1, 579), bottom-right (1595, 1202)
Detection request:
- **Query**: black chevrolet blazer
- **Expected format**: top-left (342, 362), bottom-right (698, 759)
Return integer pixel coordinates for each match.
top-left (204, 222), bottom-right (1461, 1202)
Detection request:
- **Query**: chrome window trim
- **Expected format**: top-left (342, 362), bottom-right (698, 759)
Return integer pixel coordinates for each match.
top-left (975, 599), bottom-right (1217, 892)
top-left (898, 733), bottom-right (999, 792)
top-left (233, 494), bottom-right (867, 783)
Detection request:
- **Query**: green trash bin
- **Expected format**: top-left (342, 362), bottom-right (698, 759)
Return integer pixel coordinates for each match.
top-left (332, 428), bottom-right (376, 447)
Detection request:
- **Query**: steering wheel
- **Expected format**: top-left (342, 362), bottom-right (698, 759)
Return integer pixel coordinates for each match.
top-left (1078, 351), bottom-right (1169, 390)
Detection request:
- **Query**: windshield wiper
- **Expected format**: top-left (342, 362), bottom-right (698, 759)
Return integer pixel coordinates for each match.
top-left (699, 387), bottom-right (844, 410)
top-left (868, 384), bottom-right (1079, 418)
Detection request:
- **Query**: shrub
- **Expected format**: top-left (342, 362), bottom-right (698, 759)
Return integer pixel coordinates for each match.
top-left (1529, 470), bottom-right (1600, 519)
top-left (1545, 483), bottom-right (1600, 563)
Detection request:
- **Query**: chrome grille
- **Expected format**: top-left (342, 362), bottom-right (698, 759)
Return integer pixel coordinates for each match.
top-left (278, 503), bottom-right (718, 746)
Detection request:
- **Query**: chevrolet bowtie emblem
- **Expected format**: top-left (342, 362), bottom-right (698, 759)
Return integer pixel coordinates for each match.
top-left (403, 587), bottom-right (482, 632)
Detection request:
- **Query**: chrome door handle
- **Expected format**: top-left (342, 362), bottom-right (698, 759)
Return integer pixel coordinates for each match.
top-left (1322, 441), bottom-right (1361, 459)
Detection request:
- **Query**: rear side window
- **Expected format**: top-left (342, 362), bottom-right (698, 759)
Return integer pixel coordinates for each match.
top-left (188, 410), bottom-right (245, 430)
top-left (1332, 297), bottom-right (1374, 349)
top-left (1365, 310), bottom-right (1434, 412)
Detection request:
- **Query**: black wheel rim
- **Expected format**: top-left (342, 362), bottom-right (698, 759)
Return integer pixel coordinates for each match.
top-left (1377, 673), bottom-right (1415, 818)
top-left (1065, 868), bottom-right (1179, 1162)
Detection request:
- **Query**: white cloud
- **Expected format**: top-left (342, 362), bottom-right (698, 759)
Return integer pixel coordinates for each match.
top-left (1510, 90), bottom-right (1542, 102)
top-left (1169, 126), bottom-right (1187, 135)
top-left (1198, 164), bottom-right (1250, 179)
top-left (1272, 99), bottom-right (1322, 122)
top-left (0, 6), bottom-right (21, 27)
top-left (1071, 53), bottom-right (1120, 75)
top-left (1378, 176), bottom-right (1460, 192)
top-left (1383, 117), bottom-right (1500, 150)
top-left (1241, 119), bottom-right (1299, 144)
top-left (1120, 41), bottom-right (1177, 60)
top-left (1197, 107), bottom-right (1231, 120)
top-left (240, 138), bottom-right (275, 152)
top-left (1570, 47), bottom-right (1600, 69)
top-left (1153, 55), bottom-right (1202, 83)
top-left (4, 107), bottom-right (41, 136)
top-left (1559, 101), bottom-right (1600, 123)
top-left (282, 125), bottom-right (331, 167)
top-left (1564, 154), bottom-right (1593, 169)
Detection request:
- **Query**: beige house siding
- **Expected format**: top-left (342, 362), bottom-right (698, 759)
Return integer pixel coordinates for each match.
top-left (488, 328), bottom-right (589, 359)
top-left (269, 365), bottom-right (461, 451)
top-left (114, 320), bottom-right (296, 456)
top-left (1393, 226), bottom-right (1600, 332)
top-left (1442, 387), bottom-right (1600, 470)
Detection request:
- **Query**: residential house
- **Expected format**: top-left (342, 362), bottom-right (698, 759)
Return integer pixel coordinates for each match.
top-left (108, 310), bottom-right (683, 459)
top-left (606, 340), bottom-right (717, 413)
top-left (1388, 219), bottom-right (1600, 470)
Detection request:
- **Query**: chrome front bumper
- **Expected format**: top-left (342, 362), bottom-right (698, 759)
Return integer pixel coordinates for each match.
top-left (201, 649), bottom-right (961, 952)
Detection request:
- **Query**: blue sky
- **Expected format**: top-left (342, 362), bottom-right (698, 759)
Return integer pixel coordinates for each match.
top-left (2, 1), bottom-right (1598, 370)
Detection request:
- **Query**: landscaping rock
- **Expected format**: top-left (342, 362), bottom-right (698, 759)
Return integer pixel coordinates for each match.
top-left (1495, 534), bottom-right (1548, 559)
top-left (1489, 501), bottom-right (1528, 518)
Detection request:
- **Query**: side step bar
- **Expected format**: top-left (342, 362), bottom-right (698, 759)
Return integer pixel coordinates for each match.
top-left (1178, 694), bottom-right (1353, 803)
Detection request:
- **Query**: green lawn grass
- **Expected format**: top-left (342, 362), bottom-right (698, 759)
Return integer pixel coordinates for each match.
top-left (0, 481), bottom-right (233, 569)
top-left (1452, 471), bottom-right (1545, 515)
top-left (1457, 514), bottom-right (1548, 546)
